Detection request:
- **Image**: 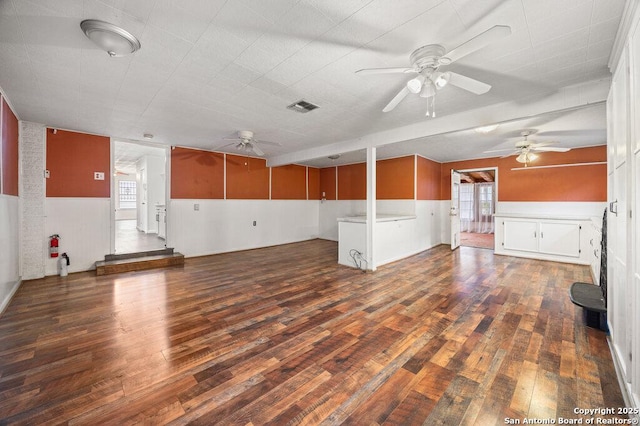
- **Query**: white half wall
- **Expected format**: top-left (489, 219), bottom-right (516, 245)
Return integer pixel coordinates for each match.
top-left (169, 199), bottom-right (320, 257)
top-left (44, 198), bottom-right (111, 275)
top-left (0, 195), bottom-right (20, 313)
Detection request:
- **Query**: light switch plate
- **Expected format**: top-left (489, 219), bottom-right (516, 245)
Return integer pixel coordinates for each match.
top-left (94, 172), bottom-right (105, 180)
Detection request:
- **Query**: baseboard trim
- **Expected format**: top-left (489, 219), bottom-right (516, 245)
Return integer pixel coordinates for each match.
top-left (0, 278), bottom-right (22, 317)
top-left (607, 335), bottom-right (638, 417)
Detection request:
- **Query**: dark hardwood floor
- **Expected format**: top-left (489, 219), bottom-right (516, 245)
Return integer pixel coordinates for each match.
top-left (0, 240), bottom-right (625, 425)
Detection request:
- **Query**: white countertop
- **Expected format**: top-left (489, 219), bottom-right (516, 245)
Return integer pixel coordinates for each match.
top-left (493, 212), bottom-right (592, 221)
top-left (337, 214), bottom-right (417, 223)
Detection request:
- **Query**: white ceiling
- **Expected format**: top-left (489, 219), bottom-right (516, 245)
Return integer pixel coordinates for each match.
top-left (0, 0), bottom-right (624, 168)
top-left (114, 140), bottom-right (165, 175)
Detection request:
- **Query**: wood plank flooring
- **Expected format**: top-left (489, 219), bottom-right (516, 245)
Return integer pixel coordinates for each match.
top-left (0, 240), bottom-right (626, 425)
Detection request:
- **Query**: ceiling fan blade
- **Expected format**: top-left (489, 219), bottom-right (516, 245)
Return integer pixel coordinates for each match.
top-left (529, 141), bottom-right (557, 148)
top-left (214, 142), bottom-right (237, 150)
top-left (532, 146), bottom-right (571, 152)
top-left (500, 151), bottom-right (519, 158)
top-left (356, 67), bottom-right (416, 75)
top-left (382, 86), bottom-right (410, 112)
top-left (255, 139), bottom-right (282, 147)
top-left (447, 72), bottom-right (491, 95)
top-left (441, 25), bottom-right (511, 64)
top-left (483, 148), bottom-right (517, 153)
top-left (250, 143), bottom-right (265, 156)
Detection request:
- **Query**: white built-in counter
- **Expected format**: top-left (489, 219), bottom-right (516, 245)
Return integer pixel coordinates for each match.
top-left (337, 214), bottom-right (418, 269)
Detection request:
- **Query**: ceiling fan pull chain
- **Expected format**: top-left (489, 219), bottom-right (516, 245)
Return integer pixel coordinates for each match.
top-left (432, 96), bottom-right (436, 118)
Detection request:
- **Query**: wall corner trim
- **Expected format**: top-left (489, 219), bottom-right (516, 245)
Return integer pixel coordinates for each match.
top-left (0, 279), bottom-right (22, 316)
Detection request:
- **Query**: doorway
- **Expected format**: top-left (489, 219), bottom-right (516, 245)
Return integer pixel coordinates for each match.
top-left (112, 140), bottom-right (168, 254)
top-left (458, 169), bottom-right (496, 250)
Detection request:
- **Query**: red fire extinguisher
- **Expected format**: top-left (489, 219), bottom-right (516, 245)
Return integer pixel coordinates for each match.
top-left (49, 234), bottom-right (60, 258)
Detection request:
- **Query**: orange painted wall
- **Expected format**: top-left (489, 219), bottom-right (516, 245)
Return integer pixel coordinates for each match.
top-left (308, 167), bottom-right (320, 200)
top-left (226, 154), bottom-right (270, 199)
top-left (272, 164), bottom-right (307, 199)
top-left (338, 163), bottom-right (366, 200)
top-left (171, 147), bottom-right (224, 199)
top-left (417, 156), bottom-right (441, 200)
top-left (319, 167), bottom-right (336, 200)
top-left (441, 145), bottom-right (607, 202)
top-left (377, 156), bottom-right (415, 199)
top-left (1, 97), bottom-right (19, 196)
top-left (46, 129), bottom-right (110, 197)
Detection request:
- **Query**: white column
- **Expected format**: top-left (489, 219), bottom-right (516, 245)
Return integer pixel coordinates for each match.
top-left (366, 146), bottom-right (376, 271)
top-left (19, 121), bottom-right (46, 279)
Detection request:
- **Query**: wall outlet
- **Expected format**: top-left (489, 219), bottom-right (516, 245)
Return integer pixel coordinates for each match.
top-left (194, 204), bottom-right (199, 211)
top-left (94, 172), bottom-right (105, 180)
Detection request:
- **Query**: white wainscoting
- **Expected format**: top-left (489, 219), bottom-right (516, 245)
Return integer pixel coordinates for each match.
top-left (44, 197), bottom-right (111, 275)
top-left (318, 200), bottom-right (366, 241)
top-left (0, 195), bottom-right (20, 313)
top-left (496, 201), bottom-right (607, 218)
top-left (415, 200), bottom-right (443, 251)
top-left (169, 199), bottom-right (320, 257)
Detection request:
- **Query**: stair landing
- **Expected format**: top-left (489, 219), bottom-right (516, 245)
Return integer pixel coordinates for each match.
top-left (95, 248), bottom-right (184, 276)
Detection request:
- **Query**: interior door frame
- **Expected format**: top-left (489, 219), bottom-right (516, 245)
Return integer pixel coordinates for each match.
top-left (451, 170), bottom-right (461, 250)
top-left (453, 166), bottom-right (499, 249)
top-left (109, 139), bottom-right (171, 255)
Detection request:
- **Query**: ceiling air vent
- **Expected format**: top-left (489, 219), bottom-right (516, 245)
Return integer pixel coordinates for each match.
top-left (287, 100), bottom-right (319, 113)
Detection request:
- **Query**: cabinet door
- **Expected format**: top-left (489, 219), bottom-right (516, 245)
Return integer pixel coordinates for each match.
top-left (503, 220), bottom-right (538, 252)
top-left (538, 221), bottom-right (581, 258)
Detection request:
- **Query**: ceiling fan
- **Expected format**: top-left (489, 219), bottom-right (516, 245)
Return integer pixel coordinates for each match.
top-left (486, 130), bottom-right (571, 166)
top-left (217, 130), bottom-right (281, 156)
top-left (356, 25), bottom-right (511, 117)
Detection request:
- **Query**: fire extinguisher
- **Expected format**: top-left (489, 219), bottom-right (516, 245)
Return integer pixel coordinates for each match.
top-left (49, 234), bottom-right (60, 258)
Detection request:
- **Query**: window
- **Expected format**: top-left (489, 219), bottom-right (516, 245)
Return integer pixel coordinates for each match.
top-left (460, 183), bottom-right (475, 221)
top-left (119, 180), bottom-right (136, 209)
top-left (478, 183), bottom-right (494, 216)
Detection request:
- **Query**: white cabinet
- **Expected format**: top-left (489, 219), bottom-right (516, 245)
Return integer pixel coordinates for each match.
top-left (495, 215), bottom-right (588, 264)
top-left (503, 220), bottom-right (538, 252)
top-left (538, 222), bottom-right (581, 258)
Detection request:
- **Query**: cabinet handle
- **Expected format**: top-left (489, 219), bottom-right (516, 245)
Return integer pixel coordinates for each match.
top-left (540, 232), bottom-right (543, 238)
top-left (534, 231), bottom-right (536, 238)
top-left (610, 200), bottom-right (618, 216)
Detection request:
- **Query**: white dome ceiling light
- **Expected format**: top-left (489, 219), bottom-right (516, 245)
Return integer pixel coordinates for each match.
top-left (80, 19), bottom-right (141, 57)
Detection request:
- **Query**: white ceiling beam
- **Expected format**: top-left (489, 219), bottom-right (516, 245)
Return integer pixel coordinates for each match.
top-left (267, 78), bottom-right (610, 167)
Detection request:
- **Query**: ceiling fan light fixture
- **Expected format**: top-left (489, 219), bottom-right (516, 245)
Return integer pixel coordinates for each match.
top-left (406, 75), bottom-right (425, 94)
top-left (80, 19), bottom-right (141, 57)
top-left (433, 72), bottom-right (450, 88)
top-left (420, 80), bottom-right (436, 98)
top-left (516, 152), bottom-right (538, 165)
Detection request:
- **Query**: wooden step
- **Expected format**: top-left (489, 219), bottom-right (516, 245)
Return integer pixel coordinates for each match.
top-left (95, 252), bottom-right (184, 276)
top-left (104, 248), bottom-right (174, 262)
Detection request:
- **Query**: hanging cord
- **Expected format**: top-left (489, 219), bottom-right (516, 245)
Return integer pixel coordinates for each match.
top-left (349, 249), bottom-right (368, 272)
